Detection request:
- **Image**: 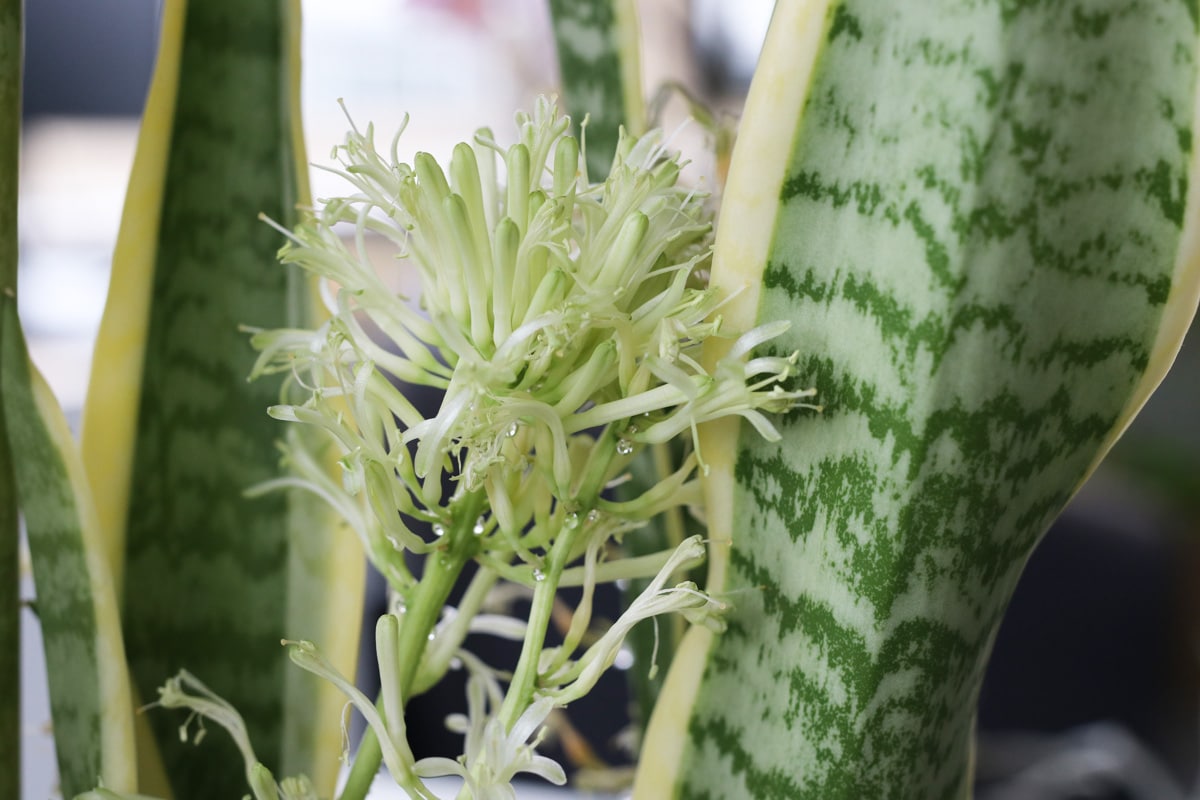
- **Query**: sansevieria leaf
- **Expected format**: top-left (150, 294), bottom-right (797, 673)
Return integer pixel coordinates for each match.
top-left (548, 0), bottom-right (644, 179)
top-left (637, 1), bottom-right (1200, 798)
top-left (81, 1), bottom-right (362, 796)
top-left (0, 1), bottom-right (20, 795)
top-left (1, 318), bottom-right (138, 798)
top-left (1, 6), bottom-right (138, 793)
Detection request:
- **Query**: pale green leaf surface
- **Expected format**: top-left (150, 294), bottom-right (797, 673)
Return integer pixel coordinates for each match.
top-left (644, 1), bottom-right (1200, 798)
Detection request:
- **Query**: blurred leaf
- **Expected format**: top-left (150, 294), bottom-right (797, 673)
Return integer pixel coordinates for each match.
top-left (548, 0), bottom-right (645, 179)
top-left (80, 2), bottom-right (362, 796)
top-left (0, 0), bottom-right (20, 795)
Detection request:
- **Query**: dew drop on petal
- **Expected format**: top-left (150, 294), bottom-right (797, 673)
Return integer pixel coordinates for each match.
top-left (533, 568), bottom-right (546, 583)
top-left (432, 523), bottom-right (446, 538)
top-left (586, 509), bottom-right (600, 524)
top-left (506, 421), bottom-right (520, 437)
top-left (564, 512), bottom-right (580, 530)
top-left (616, 439), bottom-right (634, 455)
top-left (473, 516), bottom-right (487, 535)
top-left (428, 632), bottom-right (436, 641)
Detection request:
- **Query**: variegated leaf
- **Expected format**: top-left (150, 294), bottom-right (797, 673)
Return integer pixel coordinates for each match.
top-left (80, 2), bottom-right (362, 796)
top-left (548, 0), bottom-right (645, 179)
top-left (638, 1), bottom-right (1200, 797)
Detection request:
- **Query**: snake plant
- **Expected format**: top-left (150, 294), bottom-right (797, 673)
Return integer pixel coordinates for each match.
top-left (10, 0), bottom-right (1200, 798)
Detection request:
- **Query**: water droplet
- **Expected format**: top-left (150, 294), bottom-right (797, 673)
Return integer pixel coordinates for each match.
top-left (432, 523), bottom-right (446, 537)
top-left (586, 509), bottom-right (600, 524)
top-left (506, 421), bottom-right (520, 437)
top-left (564, 512), bottom-right (580, 530)
top-left (616, 439), bottom-right (634, 455)
top-left (473, 516), bottom-right (487, 535)
top-left (427, 632), bottom-right (436, 641)
top-left (532, 569), bottom-right (546, 583)
top-left (626, 423), bottom-right (638, 435)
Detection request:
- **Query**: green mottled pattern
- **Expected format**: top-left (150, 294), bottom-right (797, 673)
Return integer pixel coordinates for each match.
top-left (680, 2), bottom-right (1196, 798)
top-left (1, 312), bottom-right (106, 798)
top-left (121, 2), bottom-right (301, 796)
top-left (0, 0), bottom-right (19, 795)
top-left (549, 0), bottom-right (632, 178)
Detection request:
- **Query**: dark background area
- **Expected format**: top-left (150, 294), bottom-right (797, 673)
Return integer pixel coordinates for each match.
top-left (22, 0), bottom-right (159, 118)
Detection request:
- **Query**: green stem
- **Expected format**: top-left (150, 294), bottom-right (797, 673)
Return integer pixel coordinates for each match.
top-left (651, 442), bottom-right (687, 646)
top-left (496, 426), bottom-right (623, 730)
top-left (411, 565), bottom-right (499, 696)
top-left (495, 520), bottom-right (581, 731)
top-left (338, 490), bottom-right (484, 800)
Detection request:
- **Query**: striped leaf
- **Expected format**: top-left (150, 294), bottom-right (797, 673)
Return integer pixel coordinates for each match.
top-left (0, 0), bottom-right (19, 795)
top-left (80, 1), bottom-right (362, 796)
top-left (548, 0), bottom-right (644, 179)
top-left (0, 26), bottom-right (138, 783)
top-left (637, 1), bottom-right (1200, 798)
top-left (1, 15), bottom-right (137, 797)
top-left (1, 314), bottom-right (138, 798)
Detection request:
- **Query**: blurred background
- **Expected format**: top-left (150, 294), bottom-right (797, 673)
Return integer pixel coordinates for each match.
top-left (15, 1), bottom-right (1200, 798)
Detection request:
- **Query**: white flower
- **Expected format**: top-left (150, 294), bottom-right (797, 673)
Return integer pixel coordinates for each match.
top-left (130, 671), bottom-right (319, 800)
top-left (414, 657), bottom-right (566, 800)
top-left (252, 97), bottom-right (812, 584)
top-left (545, 535), bottom-right (725, 704)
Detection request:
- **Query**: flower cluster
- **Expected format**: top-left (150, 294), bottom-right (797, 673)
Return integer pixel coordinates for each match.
top-left (251, 97), bottom-right (810, 575)
top-left (235, 98), bottom-right (814, 799)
